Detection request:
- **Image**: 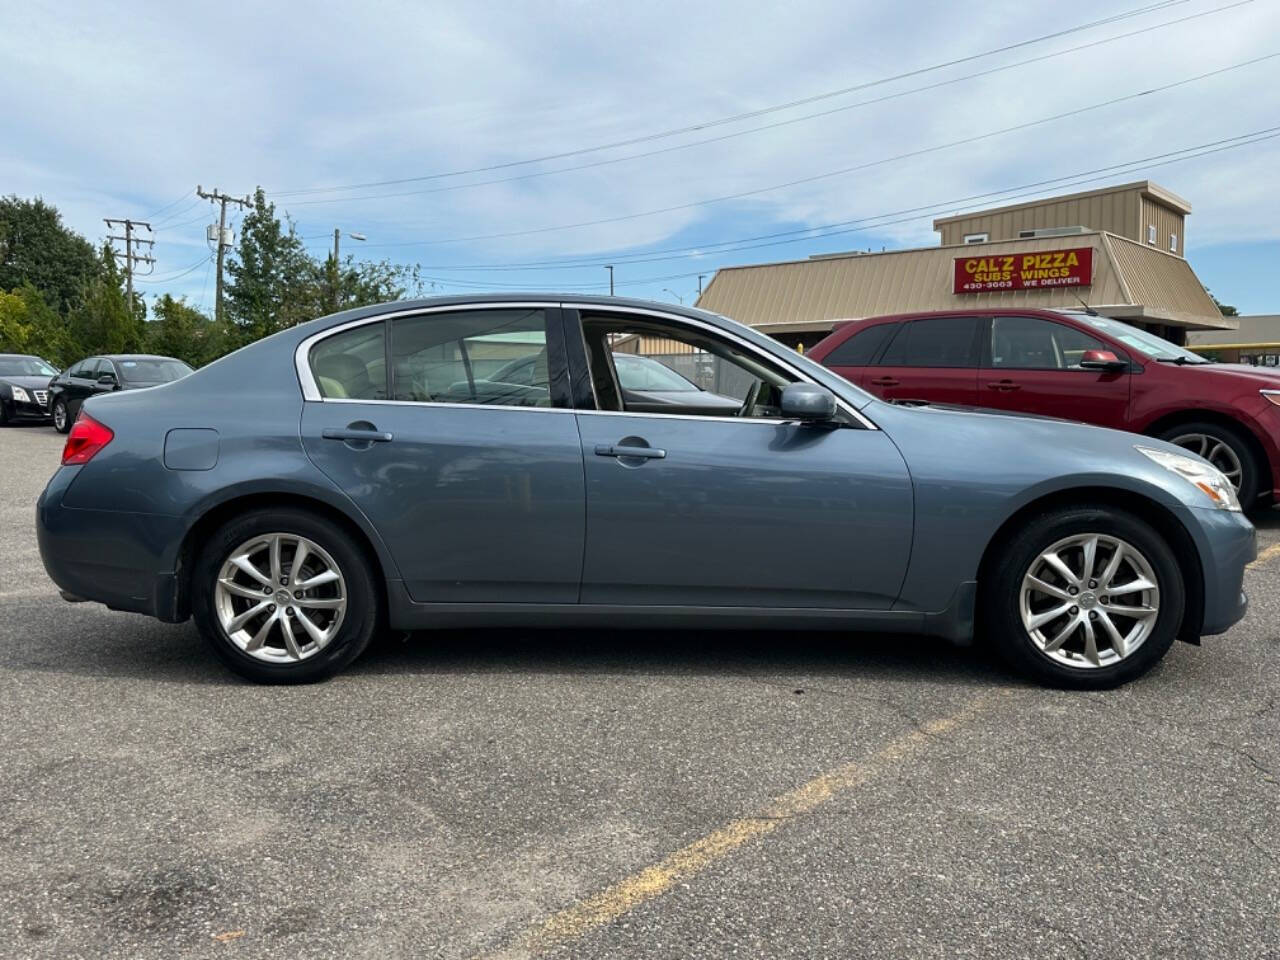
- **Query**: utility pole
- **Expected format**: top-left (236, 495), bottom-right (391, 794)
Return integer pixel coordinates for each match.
top-left (604, 264), bottom-right (614, 296)
top-left (196, 186), bottom-right (251, 326)
top-left (697, 274), bottom-right (706, 297)
top-left (103, 218), bottom-right (155, 313)
top-left (329, 229), bottom-right (367, 312)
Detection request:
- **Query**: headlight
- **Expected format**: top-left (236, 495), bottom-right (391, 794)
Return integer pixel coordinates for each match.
top-left (10, 386), bottom-right (29, 403)
top-left (1262, 389), bottom-right (1280, 407)
top-left (1137, 445), bottom-right (1241, 511)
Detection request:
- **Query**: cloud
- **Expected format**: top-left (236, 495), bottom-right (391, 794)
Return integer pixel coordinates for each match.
top-left (2, 0), bottom-right (1278, 305)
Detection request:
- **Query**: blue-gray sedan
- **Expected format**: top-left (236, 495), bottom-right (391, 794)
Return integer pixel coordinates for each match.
top-left (36, 296), bottom-right (1255, 687)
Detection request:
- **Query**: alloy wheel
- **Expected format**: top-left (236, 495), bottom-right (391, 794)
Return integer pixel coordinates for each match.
top-left (53, 401), bottom-right (67, 432)
top-left (1169, 432), bottom-right (1243, 492)
top-left (213, 533), bottom-right (347, 663)
top-left (1019, 533), bottom-right (1160, 669)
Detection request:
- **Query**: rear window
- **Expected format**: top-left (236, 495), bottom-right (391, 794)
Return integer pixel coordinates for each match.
top-left (880, 316), bottom-right (980, 368)
top-left (118, 359), bottom-right (192, 383)
top-left (822, 323), bottom-right (897, 366)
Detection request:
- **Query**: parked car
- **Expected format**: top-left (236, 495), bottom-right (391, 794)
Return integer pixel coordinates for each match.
top-left (47, 354), bottom-right (193, 433)
top-left (0, 353), bottom-right (58, 425)
top-left (37, 297), bottom-right (1254, 688)
top-left (808, 309), bottom-right (1280, 507)
top-left (488, 350), bottom-right (743, 415)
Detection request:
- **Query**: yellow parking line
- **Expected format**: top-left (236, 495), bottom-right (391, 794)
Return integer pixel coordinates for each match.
top-left (476, 693), bottom-right (994, 960)
top-left (1248, 542), bottom-right (1280, 569)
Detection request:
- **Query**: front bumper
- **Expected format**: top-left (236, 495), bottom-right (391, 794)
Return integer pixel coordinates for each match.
top-left (5, 397), bottom-right (51, 420)
top-left (37, 466), bottom-right (188, 622)
top-left (1191, 505), bottom-right (1255, 636)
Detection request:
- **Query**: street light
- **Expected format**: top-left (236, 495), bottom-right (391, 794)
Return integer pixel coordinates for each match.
top-left (332, 228), bottom-right (367, 310)
top-left (604, 264), bottom-right (614, 296)
top-left (662, 288), bottom-right (684, 305)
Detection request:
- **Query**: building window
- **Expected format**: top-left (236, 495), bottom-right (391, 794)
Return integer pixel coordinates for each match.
top-left (963, 232), bottom-right (989, 244)
top-left (1170, 232), bottom-right (1178, 253)
top-left (1148, 224), bottom-right (1157, 245)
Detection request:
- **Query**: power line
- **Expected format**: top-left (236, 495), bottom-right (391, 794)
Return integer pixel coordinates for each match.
top-left (151, 197), bottom-right (206, 229)
top-left (348, 53), bottom-right (1278, 252)
top-left (137, 253), bottom-right (214, 284)
top-left (378, 128), bottom-right (1279, 273)
top-left (354, 128), bottom-right (1278, 290)
top-left (270, 0), bottom-right (1197, 198)
top-left (282, 0), bottom-right (1252, 209)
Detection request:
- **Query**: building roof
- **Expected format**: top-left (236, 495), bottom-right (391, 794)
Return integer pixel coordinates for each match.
top-left (695, 231), bottom-right (1232, 334)
top-left (932, 180), bottom-right (1192, 229)
top-left (1186, 316), bottom-right (1280, 348)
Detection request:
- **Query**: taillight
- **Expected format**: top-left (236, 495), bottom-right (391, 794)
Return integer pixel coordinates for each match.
top-left (62, 411), bottom-right (114, 465)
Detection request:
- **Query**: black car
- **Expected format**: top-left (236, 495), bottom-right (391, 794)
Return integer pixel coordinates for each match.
top-left (47, 354), bottom-right (193, 433)
top-left (0, 354), bottom-right (59, 425)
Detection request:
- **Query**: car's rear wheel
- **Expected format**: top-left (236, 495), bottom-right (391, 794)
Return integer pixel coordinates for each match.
top-left (985, 505), bottom-right (1184, 689)
top-left (1159, 420), bottom-right (1258, 506)
top-left (191, 508), bottom-right (380, 683)
top-left (52, 398), bottom-right (70, 433)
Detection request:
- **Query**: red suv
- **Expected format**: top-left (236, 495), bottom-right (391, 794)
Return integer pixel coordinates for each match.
top-left (808, 308), bottom-right (1280, 506)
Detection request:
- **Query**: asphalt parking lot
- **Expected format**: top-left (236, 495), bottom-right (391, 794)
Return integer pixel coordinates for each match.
top-left (2, 423), bottom-right (1278, 960)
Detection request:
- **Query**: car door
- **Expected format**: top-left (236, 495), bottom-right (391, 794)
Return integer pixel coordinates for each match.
top-left (93, 359), bottom-right (122, 395)
top-left (567, 306), bottom-right (914, 610)
top-left (299, 305), bottom-right (586, 604)
top-left (981, 315), bottom-right (1131, 428)
top-left (813, 320), bottom-right (899, 389)
top-left (864, 315), bottom-right (982, 406)
top-left (66, 358), bottom-right (100, 414)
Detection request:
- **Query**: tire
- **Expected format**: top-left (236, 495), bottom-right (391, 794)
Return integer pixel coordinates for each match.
top-left (52, 399), bottom-right (70, 434)
top-left (191, 507), bottom-right (380, 683)
top-left (1157, 420), bottom-right (1259, 506)
top-left (984, 505), bottom-right (1184, 689)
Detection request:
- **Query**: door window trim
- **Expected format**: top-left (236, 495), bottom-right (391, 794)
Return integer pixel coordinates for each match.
top-left (560, 302), bottom-right (877, 430)
top-left (296, 302), bottom-right (574, 413)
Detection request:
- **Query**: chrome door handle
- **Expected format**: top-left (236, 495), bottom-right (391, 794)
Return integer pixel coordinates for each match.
top-left (322, 427), bottom-right (393, 442)
top-left (595, 444), bottom-right (666, 460)
top-left (870, 377), bottom-right (900, 387)
top-left (986, 380), bottom-right (1020, 392)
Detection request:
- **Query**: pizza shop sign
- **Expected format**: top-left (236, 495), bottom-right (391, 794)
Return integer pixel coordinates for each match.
top-left (954, 246), bottom-right (1093, 293)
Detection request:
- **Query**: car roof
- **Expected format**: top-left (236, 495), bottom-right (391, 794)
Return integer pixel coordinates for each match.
top-left (101, 354), bottom-right (185, 361)
top-left (852, 307), bottom-right (1078, 324)
top-left (0, 353), bottom-right (44, 360)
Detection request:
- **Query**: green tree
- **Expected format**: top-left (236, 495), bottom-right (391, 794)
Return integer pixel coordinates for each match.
top-left (1209, 291), bottom-right (1238, 317)
top-left (0, 289), bottom-right (32, 353)
top-left (335, 256), bottom-right (423, 310)
top-left (225, 188), bottom-right (318, 345)
top-left (3, 284), bottom-right (78, 367)
top-left (147, 294), bottom-right (226, 367)
top-left (67, 244), bottom-right (144, 355)
top-left (0, 196), bottom-right (102, 314)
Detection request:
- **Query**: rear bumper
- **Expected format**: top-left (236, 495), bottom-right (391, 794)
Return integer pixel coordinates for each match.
top-left (37, 467), bottom-right (187, 622)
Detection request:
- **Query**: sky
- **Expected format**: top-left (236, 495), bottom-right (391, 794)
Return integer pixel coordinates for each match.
top-left (2, 0), bottom-right (1278, 315)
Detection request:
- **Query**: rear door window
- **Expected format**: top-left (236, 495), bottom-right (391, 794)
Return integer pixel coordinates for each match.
top-left (879, 317), bottom-right (981, 367)
top-left (310, 324), bottom-right (388, 400)
top-left (823, 323), bottom-right (898, 366)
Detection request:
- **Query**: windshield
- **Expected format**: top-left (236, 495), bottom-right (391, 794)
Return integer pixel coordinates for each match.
top-left (615, 354), bottom-right (700, 392)
top-left (1072, 314), bottom-right (1209, 363)
top-left (119, 358), bottom-right (193, 383)
top-left (0, 356), bottom-right (57, 377)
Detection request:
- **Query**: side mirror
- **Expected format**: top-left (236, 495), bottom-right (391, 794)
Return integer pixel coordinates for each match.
top-left (780, 382), bottom-right (837, 422)
top-left (1078, 349), bottom-right (1126, 372)
top-left (97, 373), bottom-right (118, 386)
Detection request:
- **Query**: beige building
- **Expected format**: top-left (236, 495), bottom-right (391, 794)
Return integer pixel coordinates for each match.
top-left (1187, 316), bottom-right (1280, 365)
top-left (696, 181), bottom-right (1233, 349)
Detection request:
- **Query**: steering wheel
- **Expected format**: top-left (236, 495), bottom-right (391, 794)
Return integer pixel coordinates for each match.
top-left (737, 380), bottom-right (762, 417)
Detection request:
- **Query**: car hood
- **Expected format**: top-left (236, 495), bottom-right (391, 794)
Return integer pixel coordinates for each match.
top-left (871, 399), bottom-right (1230, 513)
top-left (1, 375), bottom-right (54, 391)
top-left (1161, 362), bottom-right (1280, 387)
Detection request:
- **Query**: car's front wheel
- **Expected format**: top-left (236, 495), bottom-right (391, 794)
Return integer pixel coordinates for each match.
top-left (191, 508), bottom-right (380, 683)
top-left (52, 398), bottom-right (70, 434)
top-left (1159, 421), bottom-right (1259, 506)
top-left (985, 505), bottom-right (1184, 689)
